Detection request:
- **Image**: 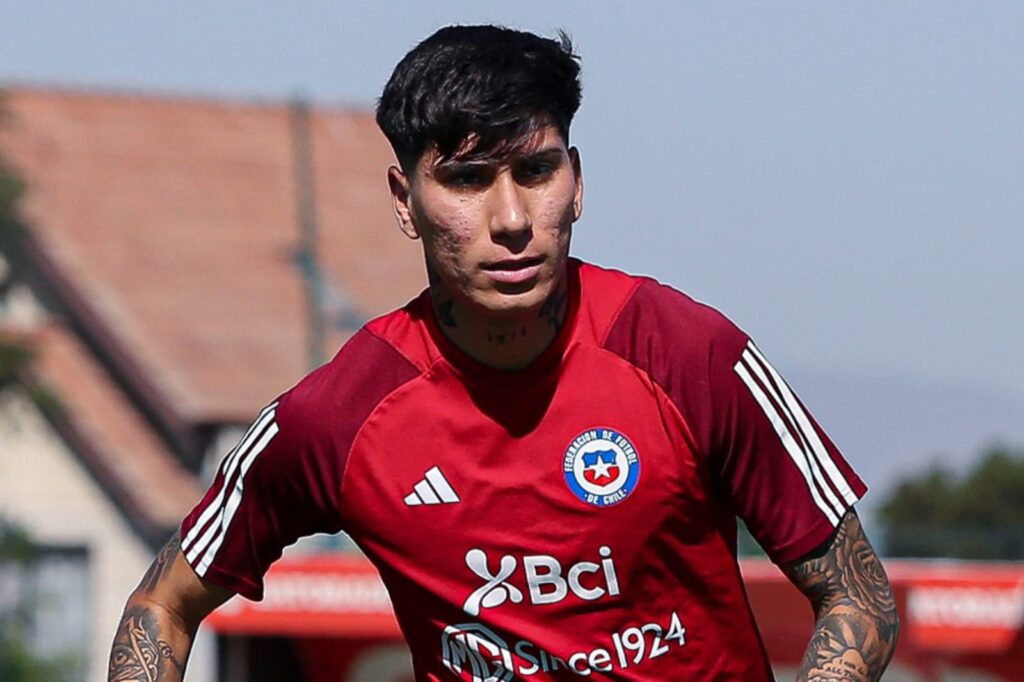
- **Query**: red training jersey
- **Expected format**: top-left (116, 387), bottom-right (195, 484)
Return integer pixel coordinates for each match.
top-left (181, 260), bottom-right (866, 681)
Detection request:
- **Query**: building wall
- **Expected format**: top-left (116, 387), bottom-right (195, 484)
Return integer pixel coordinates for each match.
top-left (0, 386), bottom-right (214, 681)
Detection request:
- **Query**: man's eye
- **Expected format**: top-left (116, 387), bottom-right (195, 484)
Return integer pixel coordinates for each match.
top-left (443, 168), bottom-right (489, 187)
top-left (518, 163), bottom-right (554, 182)
top-left (452, 173), bottom-right (483, 185)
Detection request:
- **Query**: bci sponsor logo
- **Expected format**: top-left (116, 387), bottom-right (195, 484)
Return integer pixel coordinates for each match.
top-left (462, 546), bottom-right (620, 616)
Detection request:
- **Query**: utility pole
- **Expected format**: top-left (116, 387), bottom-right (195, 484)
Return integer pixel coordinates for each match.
top-left (289, 97), bottom-right (325, 369)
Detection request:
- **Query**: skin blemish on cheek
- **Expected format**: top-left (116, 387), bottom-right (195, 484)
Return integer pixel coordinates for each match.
top-left (399, 124), bottom-right (578, 369)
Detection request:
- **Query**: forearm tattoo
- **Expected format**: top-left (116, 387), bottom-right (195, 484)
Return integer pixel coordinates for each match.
top-left (109, 533), bottom-right (189, 681)
top-left (784, 511), bottom-right (899, 681)
top-left (108, 606), bottom-right (185, 682)
top-left (140, 531), bottom-right (181, 594)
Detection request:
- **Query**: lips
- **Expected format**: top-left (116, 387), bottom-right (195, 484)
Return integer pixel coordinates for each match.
top-left (481, 256), bottom-right (544, 285)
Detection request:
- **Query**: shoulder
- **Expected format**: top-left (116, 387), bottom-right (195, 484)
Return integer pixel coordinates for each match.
top-left (583, 263), bottom-right (751, 456)
top-left (274, 310), bottom-right (428, 445)
top-left (586, 262), bottom-right (748, 370)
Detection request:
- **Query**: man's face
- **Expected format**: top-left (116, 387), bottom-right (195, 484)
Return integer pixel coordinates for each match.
top-left (389, 124), bottom-right (583, 320)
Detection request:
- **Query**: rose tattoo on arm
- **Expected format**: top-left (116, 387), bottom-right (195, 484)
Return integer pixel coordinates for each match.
top-left (783, 509), bottom-right (899, 681)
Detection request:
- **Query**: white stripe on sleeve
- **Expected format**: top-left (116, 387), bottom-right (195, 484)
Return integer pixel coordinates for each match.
top-left (734, 360), bottom-right (840, 526)
top-left (182, 403), bottom-right (278, 556)
top-left (195, 421), bottom-right (280, 576)
top-left (746, 343), bottom-right (858, 505)
top-left (740, 348), bottom-right (845, 518)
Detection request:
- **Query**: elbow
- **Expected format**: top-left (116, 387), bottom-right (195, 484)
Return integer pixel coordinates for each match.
top-left (122, 588), bottom-right (198, 638)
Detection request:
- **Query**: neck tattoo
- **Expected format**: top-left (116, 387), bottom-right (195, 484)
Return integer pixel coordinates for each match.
top-left (487, 327), bottom-right (529, 346)
top-left (538, 282), bottom-right (568, 331)
top-left (427, 265), bottom-right (458, 328)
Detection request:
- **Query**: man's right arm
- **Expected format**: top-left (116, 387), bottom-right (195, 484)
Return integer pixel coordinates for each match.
top-left (108, 531), bottom-right (233, 681)
top-left (110, 372), bottom-right (362, 680)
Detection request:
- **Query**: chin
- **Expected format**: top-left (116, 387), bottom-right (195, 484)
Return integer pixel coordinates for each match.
top-left (474, 287), bottom-right (549, 319)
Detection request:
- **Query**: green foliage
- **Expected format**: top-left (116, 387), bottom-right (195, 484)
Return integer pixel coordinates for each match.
top-left (0, 163), bottom-right (24, 216)
top-left (0, 520), bottom-right (79, 682)
top-left (0, 638), bottom-right (78, 682)
top-left (0, 94), bottom-right (22, 211)
top-left (878, 445), bottom-right (1024, 559)
top-left (0, 94), bottom-right (80, 682)
top-left (0, 521), bottom-right (37, 563)
top-left (0, 95), bottom-right (28, 250)
top-left (0, 107), bottom-right (51, 407)
top-left (0, 186), bottom-right (27, 256)
top-left (26, 384), bottom-right (67, 421)
top-left (0, 339), bottom-right (35, 385)
top-left (0, 344), bottom-right (69, 419)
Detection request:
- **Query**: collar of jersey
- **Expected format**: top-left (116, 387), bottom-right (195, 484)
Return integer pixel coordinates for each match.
top-left (422, 259), bottom-right (582, 386)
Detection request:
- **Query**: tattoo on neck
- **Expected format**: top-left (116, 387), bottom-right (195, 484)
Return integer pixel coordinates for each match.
top-left (433, 294), bottom-right (457, 328)
top-left (538, 284), bottom-right (567, 330)
top-left (109, 606), bottom-right (184, 681)
top-left (427, 265), bottom-right (457, 328)
top-left (486, 327), bottom-right (528, 346)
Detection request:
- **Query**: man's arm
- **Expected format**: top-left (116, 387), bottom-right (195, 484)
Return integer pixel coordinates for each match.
top-left (108, 532), bottom-right (233, 681)
top-left (781, 509), bottom-right (899, 682)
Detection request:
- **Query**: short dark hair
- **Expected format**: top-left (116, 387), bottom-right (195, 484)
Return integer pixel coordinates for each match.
top-left (376, 25), bottom-right (582, 173)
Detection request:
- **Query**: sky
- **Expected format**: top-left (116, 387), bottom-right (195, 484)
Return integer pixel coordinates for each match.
top-left (2, 2), bottom-right (1022, 478)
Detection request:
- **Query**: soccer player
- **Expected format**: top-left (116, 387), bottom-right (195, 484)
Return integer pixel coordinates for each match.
top-left (108, 25), bottom-right (898, 681)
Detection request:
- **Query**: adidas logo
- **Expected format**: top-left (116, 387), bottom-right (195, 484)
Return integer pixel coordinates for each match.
top-left (404, 466), bottom-right (460, 506)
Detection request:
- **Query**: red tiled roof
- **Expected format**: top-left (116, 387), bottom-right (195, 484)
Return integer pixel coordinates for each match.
top-left (0, 87), bottom-right (425, 423)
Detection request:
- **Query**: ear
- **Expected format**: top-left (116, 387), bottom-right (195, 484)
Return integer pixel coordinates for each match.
top-left (569, 147), bottom-right (584, 221)
top-left (387, 165), bottom-right (420, 240)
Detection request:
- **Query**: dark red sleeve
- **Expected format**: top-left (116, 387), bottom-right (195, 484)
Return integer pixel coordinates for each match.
top-left (708, 329), bottom-right (867, 564)
top-left (604, 280), bottom-right (867, 565)
top-left (178, 330), bottom-right (419, 600)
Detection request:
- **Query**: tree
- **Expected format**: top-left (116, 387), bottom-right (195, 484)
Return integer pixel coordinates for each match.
top-left (878, 445), bottom-right (1024, 559)
top-left (0, 520), bottom-right (79, 682)
top-left (0, 95), bottom-right (80, 681)
top-left (0, 95), bottom-right (26, 238)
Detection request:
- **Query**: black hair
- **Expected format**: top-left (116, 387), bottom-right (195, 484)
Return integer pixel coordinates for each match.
top-left (376, 25), bottom-right (582, 173)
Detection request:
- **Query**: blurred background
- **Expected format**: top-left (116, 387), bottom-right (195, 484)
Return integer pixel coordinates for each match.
top-left (0, 2), bottom-right (1021, 680)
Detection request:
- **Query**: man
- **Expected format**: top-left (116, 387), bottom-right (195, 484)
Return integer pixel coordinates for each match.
top-left (109, 25), bottom-right (898, 681)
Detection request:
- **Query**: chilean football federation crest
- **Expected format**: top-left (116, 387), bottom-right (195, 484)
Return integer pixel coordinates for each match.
top-left (563, 428), bottom-right (640, 507)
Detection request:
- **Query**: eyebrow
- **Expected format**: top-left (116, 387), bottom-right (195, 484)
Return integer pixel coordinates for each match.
top-left (433, 145), bottom-right (564, 171)
top-left (514, 146), bottom-right (565, 163)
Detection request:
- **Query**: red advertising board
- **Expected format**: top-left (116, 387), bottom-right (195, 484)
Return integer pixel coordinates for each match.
top-left (893, 563), bottom-right (1024, 653)
top-left (206, 554), bottom-right (400, 638)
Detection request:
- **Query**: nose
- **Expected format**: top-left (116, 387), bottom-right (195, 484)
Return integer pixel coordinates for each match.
top-left (488, 172), bottom-right (531, 240)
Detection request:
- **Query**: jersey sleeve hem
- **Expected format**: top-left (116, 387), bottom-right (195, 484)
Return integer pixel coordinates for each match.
top-left (178, 522), bottom-right (264, 598)
top-left (183, 553), bottom-right (265, 602)
top-left (766, 481), bottom-right (868, 566)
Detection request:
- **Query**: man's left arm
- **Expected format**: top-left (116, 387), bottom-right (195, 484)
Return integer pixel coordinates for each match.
top-left (782, 509), bottom-right (899, 682)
